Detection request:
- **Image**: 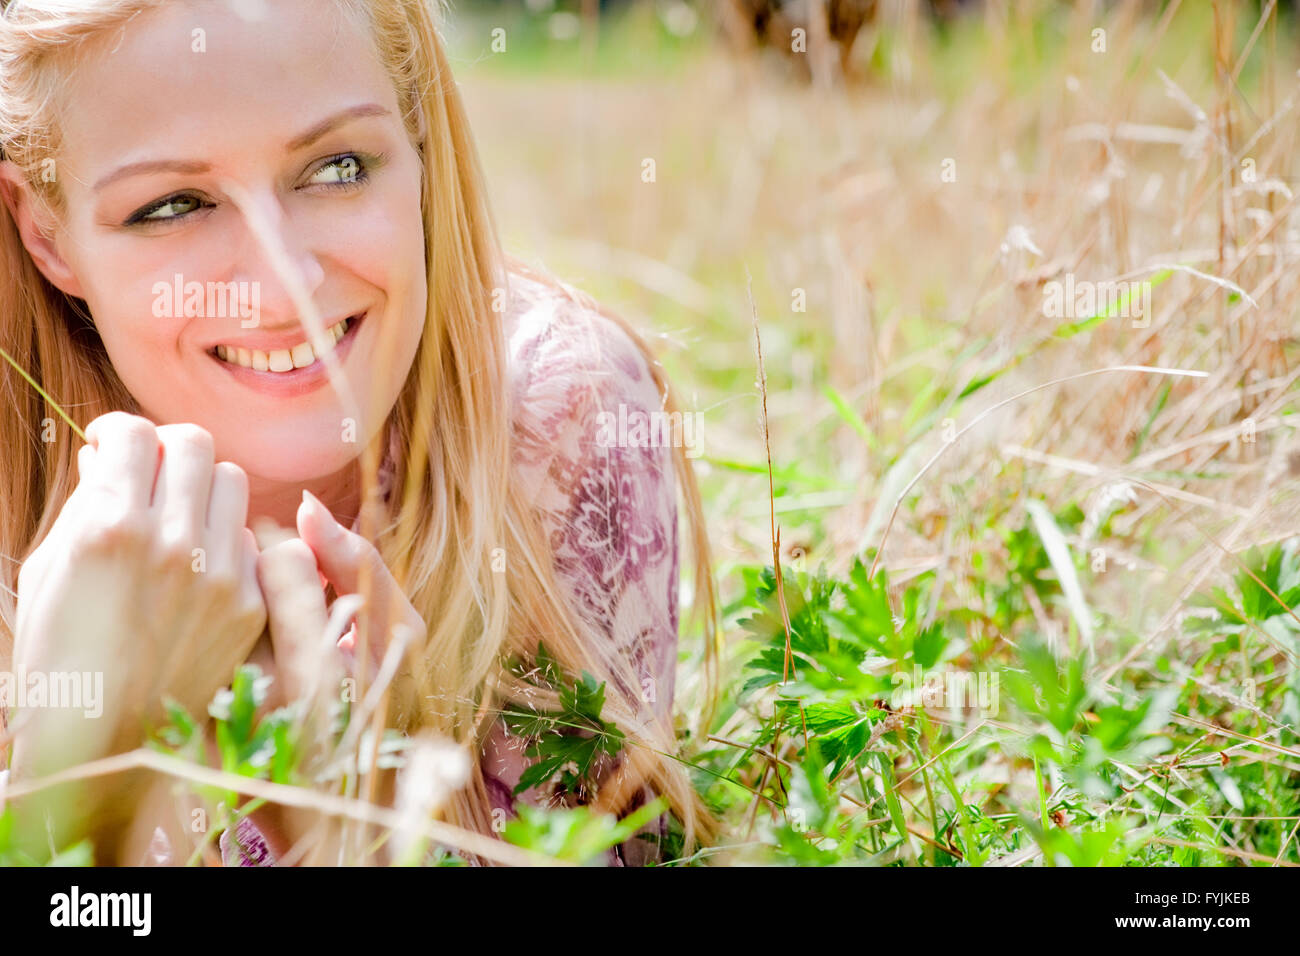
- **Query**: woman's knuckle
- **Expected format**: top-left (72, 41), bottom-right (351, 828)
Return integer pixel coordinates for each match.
top-left (119, 414), bottom-right (157, 437)
top-left (203, 564), bottom-right (237, 593)
top-left (264, 538), bottom-right (314, 570)
top-left (255, 544), bottom-right (281, 576)
top-left (351, 536), bottom-right (379, 568)
top-left (106, 415), bottom-right (160, 450)
top-left (86, 410), bottom-right (141, 438)
top-left (152, 537), bottom-right (197, 575)
top-left (213, 460), bottom-right (248, 491)
top-left (79, 505), bottom-right (149, 554)
top-left (160, 423), bottom-right (214, 457)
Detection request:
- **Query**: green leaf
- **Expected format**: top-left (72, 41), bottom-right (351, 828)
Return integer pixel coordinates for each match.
top-left (504, 643), bottom-right (626, 799)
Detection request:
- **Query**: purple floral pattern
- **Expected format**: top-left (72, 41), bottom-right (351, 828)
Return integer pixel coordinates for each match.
top-left (483, 271), bottom-right (681, 865)
top-left (219, 817), bottom-right (273, 867)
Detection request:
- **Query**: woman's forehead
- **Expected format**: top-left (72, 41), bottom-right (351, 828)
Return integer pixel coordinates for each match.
top-left (55, 0), bottom-right (395, 181)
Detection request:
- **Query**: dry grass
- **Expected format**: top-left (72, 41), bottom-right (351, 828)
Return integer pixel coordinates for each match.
top-left (459, 0), bottom-right (1300, 663)
top-left (455, 0), bottom-right (1300, 864)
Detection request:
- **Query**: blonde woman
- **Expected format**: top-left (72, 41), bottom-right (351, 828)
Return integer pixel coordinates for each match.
top-left (0, 0), bottom-right (717, 865)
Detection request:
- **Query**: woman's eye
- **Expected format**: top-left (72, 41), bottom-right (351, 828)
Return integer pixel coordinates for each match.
top-left (128, 194), bottom-right (207, 225)
top-left (308, 154), bottom-right (367, 187)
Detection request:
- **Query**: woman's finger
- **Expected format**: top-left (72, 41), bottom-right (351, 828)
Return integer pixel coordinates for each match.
top-left (255, 537), bottom-right (335, 705)
top-left (296, 491), bottom-right (423, 722)
top-left (152, 424), bottom-right (216, 547)
top-left (76, 442), bottom-right (96, 481)
top-left (296, 490), bottom-right (407, 626)
top-left (206, 461), bottom-right (251, 575)
top-left (83, 412), bottom-right (160, 509)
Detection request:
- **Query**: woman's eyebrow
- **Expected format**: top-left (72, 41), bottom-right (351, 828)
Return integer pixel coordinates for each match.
top-left (92, 103), bottom-right (393, 193)
top-left (94, 159), bottom-right (210, 192)
top-left (285, 102), bottom-right (391, 152)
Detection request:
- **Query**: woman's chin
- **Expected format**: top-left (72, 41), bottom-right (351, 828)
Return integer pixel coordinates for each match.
top-left (229, 445), bottom-right (361, 488)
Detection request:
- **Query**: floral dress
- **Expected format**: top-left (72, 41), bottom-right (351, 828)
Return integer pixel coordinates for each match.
top-left (220, 270), bottom-right (682, 866)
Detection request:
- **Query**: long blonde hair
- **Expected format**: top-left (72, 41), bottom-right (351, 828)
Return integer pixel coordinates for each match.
top-left (0, 0), bottom-right (719, 860)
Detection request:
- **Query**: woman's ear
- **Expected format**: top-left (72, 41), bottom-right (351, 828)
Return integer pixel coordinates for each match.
top-left (0, 160), bottom-right (86, 299)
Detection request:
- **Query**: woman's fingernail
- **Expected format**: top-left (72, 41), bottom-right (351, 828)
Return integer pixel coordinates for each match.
top-left (302, 489), bottom-right (342, 537)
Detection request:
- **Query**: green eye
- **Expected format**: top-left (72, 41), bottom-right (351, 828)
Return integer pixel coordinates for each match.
top-left (310, 155), bottom-right (365, 186)
top-left (136, 194), bottom-right (204, 222)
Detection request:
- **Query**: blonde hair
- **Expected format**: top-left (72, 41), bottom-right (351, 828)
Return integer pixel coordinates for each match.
top-left (0, 0), bottom-right (719, 860)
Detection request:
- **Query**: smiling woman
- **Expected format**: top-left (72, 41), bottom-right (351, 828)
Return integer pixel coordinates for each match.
top-left (0, 0), bottom-right (718, 866)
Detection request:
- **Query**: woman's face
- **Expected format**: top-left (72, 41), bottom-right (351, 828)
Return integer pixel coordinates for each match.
top-left (15, 0), bottom-right (427, 487)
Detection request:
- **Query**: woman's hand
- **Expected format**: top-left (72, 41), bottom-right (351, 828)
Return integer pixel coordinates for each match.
top-left (254, 490), bottom-right (424, 722)
top-left (7, 412), bottom-right (266, 858)
top-left (243, 491), bottom-right (425, 864)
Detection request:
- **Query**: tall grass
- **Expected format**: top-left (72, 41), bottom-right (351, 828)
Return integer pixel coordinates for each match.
top-left (455, 0), bottom-right (1300, 864)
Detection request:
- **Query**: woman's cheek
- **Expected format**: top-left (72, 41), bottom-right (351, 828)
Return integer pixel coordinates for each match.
top-left (102, 325), bottom-right (159, 391)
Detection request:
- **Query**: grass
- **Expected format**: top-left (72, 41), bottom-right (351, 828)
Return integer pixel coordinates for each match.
top-left (452, 0), bottom-right (1300, 865)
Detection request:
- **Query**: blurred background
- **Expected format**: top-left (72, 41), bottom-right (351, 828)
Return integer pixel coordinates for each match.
top-left (445, 0), bottom-right (1300, 618)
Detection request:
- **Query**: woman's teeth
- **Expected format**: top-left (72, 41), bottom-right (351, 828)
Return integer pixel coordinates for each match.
top-left (215, 317), bottom-right (352, 372)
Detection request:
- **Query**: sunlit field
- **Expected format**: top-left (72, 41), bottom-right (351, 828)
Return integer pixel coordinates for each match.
top-left (452, 0), bottom-right (1300, 865)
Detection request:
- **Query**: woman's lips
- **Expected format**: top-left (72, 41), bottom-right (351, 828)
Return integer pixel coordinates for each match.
top-left (208, 311), bottom-right (365, 397)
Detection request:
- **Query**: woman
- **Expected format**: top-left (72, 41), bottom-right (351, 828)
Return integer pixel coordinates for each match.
top-left (0, 0), bottom-right (717, 865)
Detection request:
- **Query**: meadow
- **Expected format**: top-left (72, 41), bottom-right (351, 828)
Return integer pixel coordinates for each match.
top-left (450, 0), bottom-right (1300, 865)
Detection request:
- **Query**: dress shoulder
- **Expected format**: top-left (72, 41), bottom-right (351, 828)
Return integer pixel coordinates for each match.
top-left (501, 270), bottom-right (680, 715)
top-left (481, 271), bottom-right (685, 864)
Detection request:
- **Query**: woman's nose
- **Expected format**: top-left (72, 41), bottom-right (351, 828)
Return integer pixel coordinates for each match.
top-left (224, 183), bottom-right (326, 330)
